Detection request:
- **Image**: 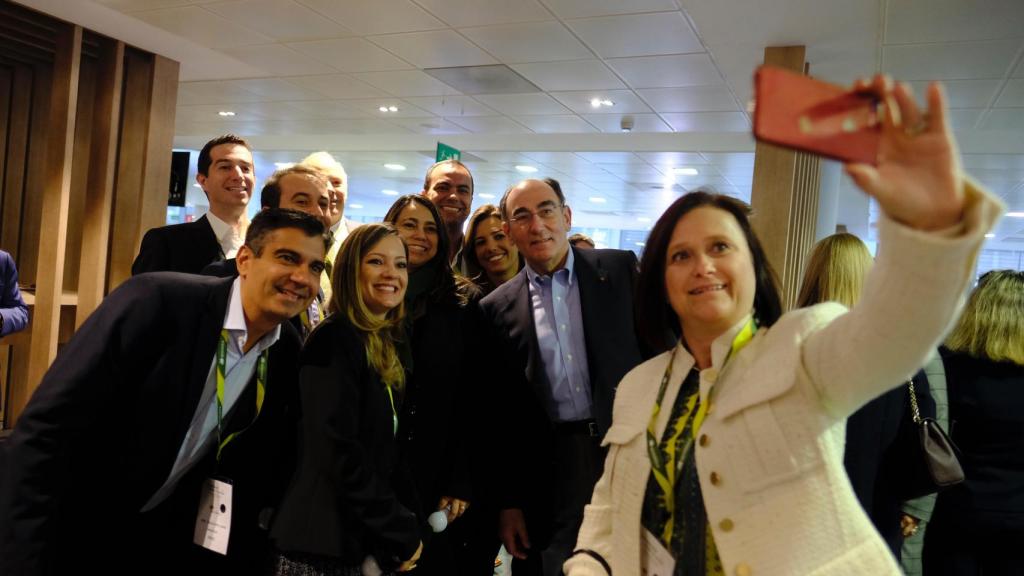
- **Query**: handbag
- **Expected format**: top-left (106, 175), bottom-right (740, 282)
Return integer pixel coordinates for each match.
top-left (898, 377), bottom-right (965, 500)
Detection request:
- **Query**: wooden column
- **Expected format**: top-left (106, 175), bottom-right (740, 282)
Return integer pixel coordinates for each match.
top-left (20, 24), bottom-right (81, 419)
top-left (750, 45), bottom-right (822, 310)
top-left (2, 65), bottom-right (32, 254)
top-left (76, 40), bottom-right (124, 328)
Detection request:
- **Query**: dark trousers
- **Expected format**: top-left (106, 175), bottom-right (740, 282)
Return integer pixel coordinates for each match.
top-left (923, 504), bottom-right (1024, 575)
top-left (513, 427), bottom-right (604, 576)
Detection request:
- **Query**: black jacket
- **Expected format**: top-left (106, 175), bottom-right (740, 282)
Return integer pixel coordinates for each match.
top-left (270, 316), bottom-right (421, 570)
top-left (0, 273), bottom-right (301, 576)
top-left (132, 214), bottom-right (224, 275)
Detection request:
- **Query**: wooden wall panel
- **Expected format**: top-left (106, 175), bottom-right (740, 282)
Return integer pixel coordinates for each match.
top-left (17, 62), bottom-right (52, 284)
top-left (76, 39), bottom-right (124, 328)
top-left (0, 67), bottom-right (10, 212)
top-left (63, 56), bottom-right (96, 292)
top-left (2, 65), bottom-right (33, 256)
top-left (19, 23), bottom-right (81, 423)
top-left (137, 54), bottom-right (179, 246)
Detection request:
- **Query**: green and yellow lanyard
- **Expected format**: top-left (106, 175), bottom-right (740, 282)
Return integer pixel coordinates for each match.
top-left (215, 329), bottom-right (268, 462)
top-left (645, 318), bottom-right (756, 545)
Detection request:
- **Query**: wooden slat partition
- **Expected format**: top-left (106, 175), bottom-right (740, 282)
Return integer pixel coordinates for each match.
top-left (75, 39), bottom-right (124, 328)
top-left (2, 65), bottom-right (32, 255)
top-left (750, 45), bottom-right (822, 310)
top-left (22, 23), bottom-right (82, 413)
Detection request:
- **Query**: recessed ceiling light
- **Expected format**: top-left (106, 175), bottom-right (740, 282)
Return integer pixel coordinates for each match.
top-left (589, 196), bottom-right (607, 204)
top-left (672, 167), bottom-right (699, 176)
top-left (382, 189), bottom-right (399, 196)
top-left (479, 193), bottom-right (495, 199)
top-left (636, 216), bottom-right (651, 222)
top-left (218, 111), bottom-right (235, 117)
top-left (515, 165), bottom-right (538, 173)
top-left (350, 203), bottom-right (364, 209)
top-left (589, 98), bottom-right (614, 108)
top-left (984, 233), bottom-right (995, 238)
top-left (379, 105), bottom-right (399, 112)
top-left (274, 162), bottom-right (295, 169)
top-left (384, 163), bottom-right (406, 171)
top-left (1007, 211), bottom-right (1024, 218)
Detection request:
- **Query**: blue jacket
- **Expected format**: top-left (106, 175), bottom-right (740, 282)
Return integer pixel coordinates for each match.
top-left (0, 249), bottom-right (28, 337)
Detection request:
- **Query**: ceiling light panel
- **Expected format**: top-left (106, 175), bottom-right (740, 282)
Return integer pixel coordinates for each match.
top-left (423, 65), bottom-right (541, 95)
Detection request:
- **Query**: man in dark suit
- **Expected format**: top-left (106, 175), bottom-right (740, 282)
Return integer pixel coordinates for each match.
top-left (478, 179), bottom-right (645, 576)
top-left (131, 134), bottom-right (255, 275)
top-left (0, 209), bottom-right (327, 575)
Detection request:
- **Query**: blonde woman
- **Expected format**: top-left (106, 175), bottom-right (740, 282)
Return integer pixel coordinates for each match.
top-left (463, 204), bottom-right (523, 295)
top-left (796, 233), bottom-right (873, 309)
top-left (924, 270), bottom-right (1024, 575)
top-left (271, 223), bottom-right (423, 575)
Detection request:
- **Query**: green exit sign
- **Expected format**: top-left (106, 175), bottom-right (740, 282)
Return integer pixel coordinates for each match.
top-left (435, 142), bottom-right (461, 162)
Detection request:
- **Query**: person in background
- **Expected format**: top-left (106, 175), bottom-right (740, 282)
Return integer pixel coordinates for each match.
top-left (568, 233), bottom-right (596, 250)
top-left (383, 194), bottom-right (481, 575)
top-left (300, 151), bottom-right (360, 302)
top-left (420, 159), bottom-right (474, 268)
top-left (1, 209), bottom-right (326, 575)
top-left (797, 232), bottom-right (936, 556)
top-left (0, 249), bottom-right (28, 337)
top-left (464, 204), bottom-right (523, 295)
top-left (270, 223), bottom-right (422, 575)
top-left (132, 134), bottom-right (254, 275)
top-left (564, 77), bottom-right (1003, 576)
top-left (923, 269), bottom-right (1024, 576)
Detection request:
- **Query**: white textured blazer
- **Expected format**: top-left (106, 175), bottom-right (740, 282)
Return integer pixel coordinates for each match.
top-left (565, 183), bottom-right (1004, 576)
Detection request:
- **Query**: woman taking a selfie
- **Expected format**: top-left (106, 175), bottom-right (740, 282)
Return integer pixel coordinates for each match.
top-left (565, 76), bottom-right (1004, 576)
top-left (270, 223), bottom-right (422, 575)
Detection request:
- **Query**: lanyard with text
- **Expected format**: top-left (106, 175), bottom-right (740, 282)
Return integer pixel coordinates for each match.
top-left (216, 329), bottom-right (268, 462)
top-left (645, 317), bottom-right (756, 544)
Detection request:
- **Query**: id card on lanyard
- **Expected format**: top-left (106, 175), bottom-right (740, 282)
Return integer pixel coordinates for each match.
top-left (194, 329), bottom-right (269, 555)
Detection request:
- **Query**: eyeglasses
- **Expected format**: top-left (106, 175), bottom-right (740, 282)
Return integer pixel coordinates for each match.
top-left (508, 205), bottom-right (564, 228)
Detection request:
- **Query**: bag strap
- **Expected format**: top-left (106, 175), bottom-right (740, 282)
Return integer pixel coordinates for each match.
top-left (907, 379), bottom-right (922, 424)
top-left (571, 549), bottom-right (612, 576)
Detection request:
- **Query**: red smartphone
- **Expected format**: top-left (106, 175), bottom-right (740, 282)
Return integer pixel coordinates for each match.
top-left (753, 66), bottom-right (881, 165)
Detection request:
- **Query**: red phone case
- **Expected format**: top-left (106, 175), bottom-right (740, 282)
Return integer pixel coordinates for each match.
top-left (753, 66), bottom-right (881, 165)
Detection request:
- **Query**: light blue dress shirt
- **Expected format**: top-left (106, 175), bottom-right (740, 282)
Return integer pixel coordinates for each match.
top-left (526, 248), bottom-right (593, 423)
top-left (142, 277), bottom-right (281, 511)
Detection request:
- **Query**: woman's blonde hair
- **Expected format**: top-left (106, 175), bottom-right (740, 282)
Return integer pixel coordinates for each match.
top-left (328, 223), bottom-right (406, 390)
top-left (945, 270), bottom-right (1024, 365)
top-left (796, 233), bottom-right (874, 308)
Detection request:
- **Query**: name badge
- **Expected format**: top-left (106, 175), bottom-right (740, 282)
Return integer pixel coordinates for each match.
top-left (194, 478), bottom-right (233, 555)
top-left (641, 528), bottom-right (676, 576)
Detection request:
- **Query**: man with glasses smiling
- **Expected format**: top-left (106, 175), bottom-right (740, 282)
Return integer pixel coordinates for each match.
top-left (478, 178), bottom-right (646, 576)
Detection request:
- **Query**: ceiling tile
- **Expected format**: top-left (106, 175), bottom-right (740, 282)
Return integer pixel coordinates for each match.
top-left (514, 115), bottom-right (599, 133)
top-left (885, 0), bottom-right (1024, 44)
top-left (473, 93), bottom-right (571, 115)
top-left (414, 0), bottom-right (551, 27)
top-left (566, 11), bottom-right (702, 58)
top-left (635, 152), bottom-right (708, 166)
top-left (131, 5), bottom-right (274, 48)
top-left (324, 118), bottom-right (414, 135)
top-left (176, 104), bottom-right (273, 123)
top-left (403, 95), bottom-right (498, 116)
top-left (289, 74), bottom-right (391, 98)
top-left (230, 78), bottom-right (327, 101)
top-left (883, 40), bottom-right (1020, 80)
top-left (98, 0), bottom-right (201, 10)
top-left (995, 79), bottom-right (1024, 107)
top-left (288, 38), bottom-right (415, 73)
top-left (637, 86), bottom-right (739, 112)
top-left (353, 70), bottom-right (461, 96)
top-left (542, 0), bottom-right (677, 19)
top-left (388, 117), bottom-right (472, 134)
top-left (338, 99), bottom-right (434, 118)
top-left (203, 0), bottom-right (354, 41)
top-left (550, 90), bottom-right (653, 114)
top-left (296, 0), bottom-right (446, 34)
top-left (449, 116), bottom-right (533, 133)
top-left (700, 152), bottom-right (756, 167)
top-left (947, 109), bottom-right (984, 131)
top-left (283, 100), bottom-right (373, 119)
top-left (581, 113), bottom-right (673, 133)
top-left (906, 79), bottom-right (1001, 108)
top-left (368, 30), bottom-right (497, 69)
top-left (574, 152), bottom-right (643, 164)
top-left (608, 54), bottom-right (723, 88)
top-left (176, 80), bottom-right (268, 105)
top-left (511, 60), bottom-right (626, 91)
top-left (979, 109), bottom-right (1024, 131)
top-left (221, 44), bottom-right (338, 76)
top-left (459, 21), bottom-right (592, 63)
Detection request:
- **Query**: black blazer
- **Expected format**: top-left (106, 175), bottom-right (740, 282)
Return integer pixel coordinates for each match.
top-left (0, 273), bottom-right (301, 576)
top-left (132, 214), bottom-right (224, 275)
top-left (478, 247), bottom-right (644, 513)
top-left (270, 316), bottom-right (421, 571)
